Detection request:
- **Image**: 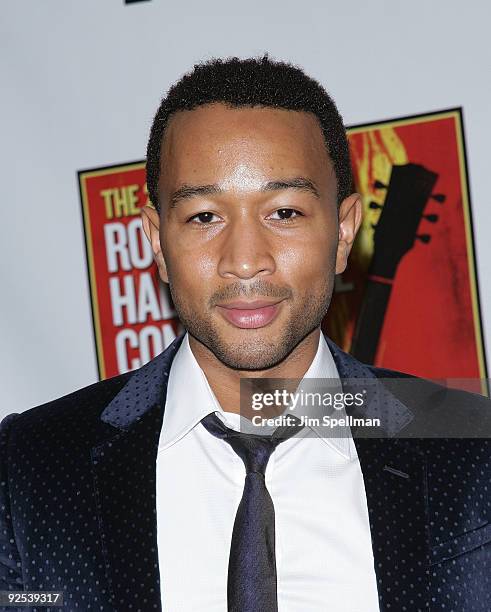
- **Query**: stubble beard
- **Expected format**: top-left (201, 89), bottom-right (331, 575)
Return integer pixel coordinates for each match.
top-left (168, 275), bottom-right (334, 371)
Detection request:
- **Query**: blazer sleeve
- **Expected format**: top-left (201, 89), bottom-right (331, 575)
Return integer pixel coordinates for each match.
top-left (0, 413), bottom-right (23, 591)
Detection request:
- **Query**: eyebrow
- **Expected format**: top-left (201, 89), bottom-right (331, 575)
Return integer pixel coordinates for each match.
top-left (169, 177), bottom-right (320, 208)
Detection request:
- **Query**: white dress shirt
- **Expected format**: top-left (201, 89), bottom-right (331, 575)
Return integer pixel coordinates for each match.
top-left (156, 332), bottom-right (380, 611)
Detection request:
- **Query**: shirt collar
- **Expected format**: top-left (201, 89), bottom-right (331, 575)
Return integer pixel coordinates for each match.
top-left (159, 332), bottom-right (221, 451)
top-left (292, 331), bottom-right (354, 460)
top-left (159, 331), bottom-right (355, 460)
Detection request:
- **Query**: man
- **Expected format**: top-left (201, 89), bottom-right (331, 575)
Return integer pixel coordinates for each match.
top-left (1, 56), bottom-right (490, 612)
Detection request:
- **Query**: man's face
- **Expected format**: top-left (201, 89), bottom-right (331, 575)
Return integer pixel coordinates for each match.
top-left (143, 103), bottom-right (361, 370)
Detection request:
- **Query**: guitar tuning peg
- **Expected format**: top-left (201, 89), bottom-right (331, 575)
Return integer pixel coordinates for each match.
top-left (416, 234), bottom-right (431, 244)
top-left (423, 213), bottom-right (439, 223)
top-left (373, 180), bottom-right (387, 190)
top-left (369, 201), bottom-right (382, 210)
top-left (430, 193), bottom-right (446, 203)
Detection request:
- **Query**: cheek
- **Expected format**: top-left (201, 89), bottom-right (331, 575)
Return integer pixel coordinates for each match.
top-left (275, 229), bottom-right (337, 280)
top-left (163, 233), bottom-right (217, 288)
top-left (189, 252), bottom-right (217, 279)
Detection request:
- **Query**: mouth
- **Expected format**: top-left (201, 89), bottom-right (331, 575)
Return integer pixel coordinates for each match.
top-left (215, 299), bottom-right (285, 329)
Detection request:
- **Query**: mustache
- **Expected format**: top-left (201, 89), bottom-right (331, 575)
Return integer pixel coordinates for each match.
top-left (209, 279), bottom-right (293, 306)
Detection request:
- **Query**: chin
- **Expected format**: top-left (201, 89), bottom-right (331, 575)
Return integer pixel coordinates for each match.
top-left (216, 349), bottom-right (287, 371)
top-left (205, 328), bottom-right (305, 371)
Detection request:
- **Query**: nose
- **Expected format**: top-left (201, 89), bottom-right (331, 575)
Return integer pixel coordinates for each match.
top-left (217, 214), bottom-right (276, 280)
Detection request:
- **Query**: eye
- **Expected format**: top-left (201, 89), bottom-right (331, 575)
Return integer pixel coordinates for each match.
top-left (268, 208), bottom-right (303, 221)
top-left (187, 211), bottom-right (221, 224)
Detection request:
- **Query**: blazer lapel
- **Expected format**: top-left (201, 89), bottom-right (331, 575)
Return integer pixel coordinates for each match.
top-left (90, 333), bottom-right (185, 610)
top-left (325, 335), bottom-right (430, 611)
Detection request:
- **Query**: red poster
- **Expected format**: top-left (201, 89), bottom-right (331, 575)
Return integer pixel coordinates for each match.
top-left (78, 164), bottom-right (182, 379)
top-left (324, 108), bottom-right (487, 384)
top-left (80, 109), bottom-right (486, 384)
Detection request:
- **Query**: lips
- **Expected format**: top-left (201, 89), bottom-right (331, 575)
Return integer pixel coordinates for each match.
top-left (216, 299), bottom-right (284, 329)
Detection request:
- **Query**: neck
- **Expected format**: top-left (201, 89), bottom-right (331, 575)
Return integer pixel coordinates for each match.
top-left (188, 327), bottom-right (321, 414)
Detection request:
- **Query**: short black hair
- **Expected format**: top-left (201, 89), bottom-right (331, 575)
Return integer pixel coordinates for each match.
top-left (146, 55), bottom-right (352, 210)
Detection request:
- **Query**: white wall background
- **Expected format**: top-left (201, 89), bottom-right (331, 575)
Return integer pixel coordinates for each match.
top-left (1, 0), bottom-right (490, 415)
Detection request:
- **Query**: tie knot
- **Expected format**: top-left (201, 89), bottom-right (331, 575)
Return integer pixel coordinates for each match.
top-left (201, 412), bottom-right (301, 475)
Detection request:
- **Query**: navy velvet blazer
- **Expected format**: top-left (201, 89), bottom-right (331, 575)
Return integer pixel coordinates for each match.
top-left (1, 332), bottom-right (491, 611)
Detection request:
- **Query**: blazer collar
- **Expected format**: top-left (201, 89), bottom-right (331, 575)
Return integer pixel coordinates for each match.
top-left (101, 330), bottom-right (414, 438)
top-left (100, 332), bottom-right (185, 430)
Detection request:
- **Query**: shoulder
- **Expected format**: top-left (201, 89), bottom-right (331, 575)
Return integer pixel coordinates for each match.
top-left (368, 363), bottom-right (490, 408)
top-left (1, 371), bottom-right (133, 448)
top-left (366, 364), bottom-right (491, 443)
top-left (2, 333), bottom-right (184, 451)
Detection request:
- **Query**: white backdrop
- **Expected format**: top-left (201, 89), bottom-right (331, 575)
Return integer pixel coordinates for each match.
top-left (1, 0), bottom-right (490, 416)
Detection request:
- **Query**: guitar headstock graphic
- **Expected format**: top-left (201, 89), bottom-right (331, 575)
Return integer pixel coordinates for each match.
top-left (368, 163), bottom-right (444, 280)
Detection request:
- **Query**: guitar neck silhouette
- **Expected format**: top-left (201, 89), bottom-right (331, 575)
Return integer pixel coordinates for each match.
top-left (351, 163), bottom-right (441, 364)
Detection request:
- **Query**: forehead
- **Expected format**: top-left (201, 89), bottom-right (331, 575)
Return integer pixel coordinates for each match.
top-left (159, 103), bottom-right (334, 188)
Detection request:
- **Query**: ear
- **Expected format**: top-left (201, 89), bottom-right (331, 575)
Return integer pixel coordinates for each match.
top-left (141, 205), bottom-right (169, 284)
top-left (335, 193), bottom-right (363, 274)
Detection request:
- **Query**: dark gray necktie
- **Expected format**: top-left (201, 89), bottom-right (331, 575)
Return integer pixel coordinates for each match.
top-left (201, 412), bottom-right (303, 612)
